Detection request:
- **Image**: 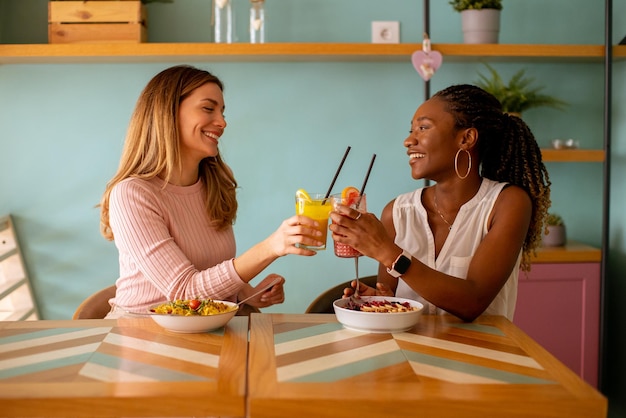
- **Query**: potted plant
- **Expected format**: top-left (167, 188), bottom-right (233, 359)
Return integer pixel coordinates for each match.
top-left (542, 213), bottom-right (566, 247)
top-left (475, 63), bottom-right (568, 116)
top-left (449, 0), bottom-right (503, 44)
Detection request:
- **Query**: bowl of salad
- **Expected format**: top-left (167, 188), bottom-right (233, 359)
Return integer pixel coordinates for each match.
top-left (333, 296), bottom-right (424, 333)
top-left (147, 299), bottom-right (238, 333)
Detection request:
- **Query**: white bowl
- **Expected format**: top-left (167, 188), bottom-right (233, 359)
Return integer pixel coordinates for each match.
top-left (147, 300), bottom-right (238, 333)
top-left (333, 296), bottom-right (424, 333)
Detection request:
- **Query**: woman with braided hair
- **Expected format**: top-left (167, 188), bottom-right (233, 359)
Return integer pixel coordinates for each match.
top-left (330, 84), bottom-right (551, 322)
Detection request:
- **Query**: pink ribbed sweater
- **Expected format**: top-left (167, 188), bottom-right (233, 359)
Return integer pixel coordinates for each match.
top-left (108, 176), bottom-right (244, 313)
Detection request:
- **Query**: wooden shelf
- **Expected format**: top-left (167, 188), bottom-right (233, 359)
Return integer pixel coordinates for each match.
top-left (0, 43), bottom-right (607, 64)
top-left (614, 45), bottom-right (626, 60)
top-left (541, 149), bottom-right (605, 162)
top-left (435, 44), bottom-right (604, 61)
top-left (531, 240), bottom-right (601, 263)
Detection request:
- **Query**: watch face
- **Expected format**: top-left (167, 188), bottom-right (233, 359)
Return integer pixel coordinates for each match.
top-left (395, 255), bottom-right (411, 274)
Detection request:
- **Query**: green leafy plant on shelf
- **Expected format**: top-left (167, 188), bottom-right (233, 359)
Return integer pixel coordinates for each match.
top-left (475, 63), bottom-right (568, 115)
top-left (546, 213), bottom-right (564, 226)
top-left (449, 0), bottom-right (503, 12)
top-left (542, 212), bottom-right (566, 247)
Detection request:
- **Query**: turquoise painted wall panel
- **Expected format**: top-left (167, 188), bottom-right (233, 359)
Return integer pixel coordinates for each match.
top-left (0, 0), bottom-right (611, 322)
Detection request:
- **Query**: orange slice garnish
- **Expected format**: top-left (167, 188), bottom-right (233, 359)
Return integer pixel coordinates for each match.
top-left (341, 186), bottom-right (360, 206)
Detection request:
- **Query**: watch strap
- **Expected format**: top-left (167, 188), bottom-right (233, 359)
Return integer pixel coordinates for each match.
top-left (386, 249), bottom-right (412, 278)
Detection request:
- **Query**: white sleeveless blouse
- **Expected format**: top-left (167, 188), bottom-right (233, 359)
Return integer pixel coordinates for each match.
top-left (393, 178), bottom-right (519, 320)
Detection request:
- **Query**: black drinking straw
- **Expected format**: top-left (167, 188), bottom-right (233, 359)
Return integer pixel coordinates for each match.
top-left (356, 154), bottom-right (376, 209)
top-left (323, 146), bottom-right (351, 201)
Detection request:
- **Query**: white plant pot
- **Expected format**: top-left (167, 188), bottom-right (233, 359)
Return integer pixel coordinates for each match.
top-left (461, 9), bottom-right (500, 44)
top-left (542, 225), bottom-right (566, 247)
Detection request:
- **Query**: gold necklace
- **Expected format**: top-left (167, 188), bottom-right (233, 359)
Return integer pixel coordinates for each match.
top-left (433, 193), bottom-right (453, 231)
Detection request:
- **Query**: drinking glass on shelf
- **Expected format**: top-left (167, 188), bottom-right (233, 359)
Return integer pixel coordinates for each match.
top-left (249, 0), bottom-right (265, 43)
top-left (213, 0), bottom-right (234, 43)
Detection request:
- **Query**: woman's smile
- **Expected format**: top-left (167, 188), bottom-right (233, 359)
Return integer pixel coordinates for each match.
top-left (203, 130), bottom-right (220, 145)
top-left (409, 152), bottom-right (426, 161)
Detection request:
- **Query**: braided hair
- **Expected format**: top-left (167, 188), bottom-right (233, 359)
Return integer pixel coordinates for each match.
top-left (433, 84), bottom-right (551, 271)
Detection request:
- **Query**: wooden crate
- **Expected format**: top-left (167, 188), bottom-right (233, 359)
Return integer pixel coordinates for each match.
top-left (48, 1), bottom-right (147, 44)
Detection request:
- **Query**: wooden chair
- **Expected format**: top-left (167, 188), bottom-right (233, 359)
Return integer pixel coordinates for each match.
top-left (305, 275), bottom-right (378, 313)
top-left (72, 285), bottom-right (116, 319)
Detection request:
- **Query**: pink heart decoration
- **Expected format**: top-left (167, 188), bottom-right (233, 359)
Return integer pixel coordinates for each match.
top-left (411, 50), bottom-right (443, 81)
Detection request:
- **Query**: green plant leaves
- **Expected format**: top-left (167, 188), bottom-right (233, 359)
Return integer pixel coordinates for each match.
top-left (449, 0), bottom-right (503, 12)
top-left (475, 63), bottom-right (568, 114)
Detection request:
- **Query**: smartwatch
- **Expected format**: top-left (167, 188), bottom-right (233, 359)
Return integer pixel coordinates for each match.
top-left (386, 250), bottom-right (412, 278)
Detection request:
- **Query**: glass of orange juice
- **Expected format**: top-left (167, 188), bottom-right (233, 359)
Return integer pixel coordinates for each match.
top-left (330, 188), bottom-right (366, 258)
top-left (295, 190), bottom-right (332, 250)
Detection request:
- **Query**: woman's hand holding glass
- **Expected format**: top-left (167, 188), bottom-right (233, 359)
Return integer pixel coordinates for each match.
top-left (330, 193), bottom-right (367, 258)
top-left (267, 215), bottom-right (324, 257)
top-left (329, 203), bottom-right (391, 260)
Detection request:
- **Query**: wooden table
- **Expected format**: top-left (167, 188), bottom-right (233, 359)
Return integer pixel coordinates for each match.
top-left (247, 314), bottom-right (607, 418)
top-left (0, 317), bottom-right (248, 417)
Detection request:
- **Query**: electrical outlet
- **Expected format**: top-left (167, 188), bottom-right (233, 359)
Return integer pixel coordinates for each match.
top-left (371, 21), bottom-right (400, 44)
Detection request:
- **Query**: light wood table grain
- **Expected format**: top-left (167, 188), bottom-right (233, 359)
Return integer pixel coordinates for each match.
top-left (247, 313), bottom-right (607, 418)
top-left (0, 317), bottom-right (248, 417)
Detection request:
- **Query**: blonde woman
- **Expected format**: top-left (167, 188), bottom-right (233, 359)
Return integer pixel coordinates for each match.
top-left (99, 65), bottom-right (322, 317)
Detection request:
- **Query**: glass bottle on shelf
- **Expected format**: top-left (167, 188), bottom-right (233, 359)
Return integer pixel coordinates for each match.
top-left (213, 0), bottom-right (234, 43)
top-left (249, 0), bottom-right (265, 43)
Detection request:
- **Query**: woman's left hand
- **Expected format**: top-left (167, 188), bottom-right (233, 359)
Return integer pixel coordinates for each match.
top-left (342, 279), bottom-right (395, 299)
top-left (243, 274), bottom-right (285, 308)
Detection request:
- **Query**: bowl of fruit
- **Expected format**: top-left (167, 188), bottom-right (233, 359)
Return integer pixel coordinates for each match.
top-left (333, 296), bottom-right (424, 333)
top-left (147, 299), bottom-right (238, 333)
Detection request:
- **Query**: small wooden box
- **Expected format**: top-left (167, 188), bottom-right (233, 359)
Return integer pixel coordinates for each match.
top-left (48, 1), bottom-right (147, 44)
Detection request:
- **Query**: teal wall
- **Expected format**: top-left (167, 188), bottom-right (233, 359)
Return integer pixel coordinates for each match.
top-left (1, 0), bottom-right (625, 414)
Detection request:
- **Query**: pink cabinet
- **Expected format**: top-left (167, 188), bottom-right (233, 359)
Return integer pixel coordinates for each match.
top-left (513, 262), bottom-right (601, 387)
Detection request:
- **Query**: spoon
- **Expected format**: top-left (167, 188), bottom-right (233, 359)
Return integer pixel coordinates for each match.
top-left (237, 276), bottom-right (281, 307)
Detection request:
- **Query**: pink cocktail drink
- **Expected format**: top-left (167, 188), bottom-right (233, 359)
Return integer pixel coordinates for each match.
top-left (331, 193), bottom-right (366, 258)
top-left (334, 241), bottom-right (362, 258)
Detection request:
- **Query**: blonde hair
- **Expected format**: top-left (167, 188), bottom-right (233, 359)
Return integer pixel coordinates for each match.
top-left (99, 65), bottom-right (238, 241)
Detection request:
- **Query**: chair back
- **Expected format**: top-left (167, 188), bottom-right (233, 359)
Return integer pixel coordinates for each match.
top-left (73, 285), bottom-right (116, 319)
top-left (305, 275), bottom-right (377, 313)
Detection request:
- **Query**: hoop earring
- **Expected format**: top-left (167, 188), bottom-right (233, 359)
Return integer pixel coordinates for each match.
top-left (454, 149), bottom-right (471, 180)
